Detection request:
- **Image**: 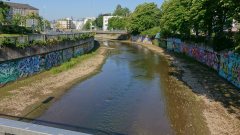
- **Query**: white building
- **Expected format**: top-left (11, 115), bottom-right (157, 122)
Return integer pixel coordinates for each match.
top-left (72, 20), bottom-right (84, 30)
top-left (103, 16), bottom-right (116, 31)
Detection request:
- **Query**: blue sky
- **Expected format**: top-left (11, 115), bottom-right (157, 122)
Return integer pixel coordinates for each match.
top-left (7, 0), bottom-right (164, 20)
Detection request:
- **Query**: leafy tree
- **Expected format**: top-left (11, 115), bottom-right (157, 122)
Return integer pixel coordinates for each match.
top-left (26, 13), bottom-right (44, 32)
top-left (83, 19), bottom-right (92, 30)
top-left (141, 27), bottom-right (161, 38)
top-left (160, 0), bottom-right (192, 38)
top-left (0, 1), bottom-right (10, 25)
top-left (12, 13), bottom-right (26, 26)
top-left (108, 17), bottom-right (126, 30)
top-left (113, 4), bottom-right (130, 17)
top-left (127, 2), bottom-right (161, 34)
top-left (43, 20), bottom-right (51, 30)
top-left (95, 14), bottom-right (103, 29)
top-left (95, 13), bottom-right (112, 29)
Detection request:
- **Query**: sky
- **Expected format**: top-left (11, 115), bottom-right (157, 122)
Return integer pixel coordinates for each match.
top-left (7, 0), bottom-right (164, 20)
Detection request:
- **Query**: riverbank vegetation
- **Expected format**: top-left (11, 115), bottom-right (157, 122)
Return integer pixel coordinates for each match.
top-left (0, 33), bottom-right (94, 48)
top-left (107, 1), bottom-right (239, 52)
top-left (51, 52), bottom-right (97, 74)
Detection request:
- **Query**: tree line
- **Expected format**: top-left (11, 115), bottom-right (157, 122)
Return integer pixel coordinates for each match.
top-left (94, 1), bottom-right (239, 51)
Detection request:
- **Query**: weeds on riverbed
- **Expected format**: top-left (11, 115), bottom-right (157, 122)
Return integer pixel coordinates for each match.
top-left (51, 52), bottom-right (96, 74)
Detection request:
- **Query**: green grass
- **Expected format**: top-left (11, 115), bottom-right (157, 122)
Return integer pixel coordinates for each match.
top-left (0, 51), bottom-right (98, 98)
top-left (51, 52), bottom-right (97, 74)
top-left (152, 39), bottom-right (159, 46)
top-left (0, 34), bottom-right (26, 37)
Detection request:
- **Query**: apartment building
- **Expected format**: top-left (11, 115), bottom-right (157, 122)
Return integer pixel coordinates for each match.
top-left (5, 2), bottom-right (39, 27)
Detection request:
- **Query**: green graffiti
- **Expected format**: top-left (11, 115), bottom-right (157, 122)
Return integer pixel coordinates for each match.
top-left (0, 61), bottom-right (20, 84)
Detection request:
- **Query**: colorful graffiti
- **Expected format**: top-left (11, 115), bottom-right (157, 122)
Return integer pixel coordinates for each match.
top-left (18, 56), bottom-right (41, 77)
top-left (131, 35), bottom-right (152, 45)
top-left (0, 61), bottom-right (19, 84)
top-left (165, 38), bottom-right (240, 88)
top-left (219, 52), bottom-right (240, 88)
top-left (45, 51), bottom-right (62, 69)
top-left (0, 41), bottom-right (93, 85)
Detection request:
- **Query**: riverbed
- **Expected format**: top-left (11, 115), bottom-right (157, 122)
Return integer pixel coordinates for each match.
top-left (34, 40), bottom-right (210, 135)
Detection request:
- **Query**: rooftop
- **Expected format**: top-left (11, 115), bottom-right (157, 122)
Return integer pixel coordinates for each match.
top-left (5, 2), bottom-right (39, 10)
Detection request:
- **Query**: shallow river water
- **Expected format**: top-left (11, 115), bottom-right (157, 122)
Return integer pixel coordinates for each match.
top-left (35, 40), bottom-right (208, 135)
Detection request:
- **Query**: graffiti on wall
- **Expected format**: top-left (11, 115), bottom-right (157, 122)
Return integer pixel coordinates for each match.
top-left (219, 52), bottom-right (240, 88)
top-left (74, 46), bottom-right (84, 57)
top-left (0, 40), bottom-right (93, 85)
top-left (166, 38), bottom-right (240, 88)
top-left (18, 56), bottom-right (41, 77)
top-left (45, 51), bottom-right (62, 69)
top-left (131, 35), bottom-right (152, 45)
top-left (0, 61), bottom-right (19, 84)
top-left (62, 48), bottom-right (73, 62)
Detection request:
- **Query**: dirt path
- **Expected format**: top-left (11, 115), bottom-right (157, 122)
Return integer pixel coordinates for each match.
top-left (121, 40), bottom-right (240, 135)
top-left (0, 46), bottom-right (109, 119)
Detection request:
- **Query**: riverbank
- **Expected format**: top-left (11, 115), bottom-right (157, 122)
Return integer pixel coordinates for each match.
top-left (120, 40), bottom-right (240, 135)
top-left (0, 44), bottom-right (109, 119)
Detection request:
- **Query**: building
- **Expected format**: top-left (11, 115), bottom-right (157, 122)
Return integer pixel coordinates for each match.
top-left (72, 19), bottom-right (84, 30)
top-left (56, 18), bottom-right (76, 30)
top-left (103, 16), bottom-right (115, 31)
top-left (56, 20), bottom-right (67, 30)
top-left (5, 2), bottom-right (39, 27)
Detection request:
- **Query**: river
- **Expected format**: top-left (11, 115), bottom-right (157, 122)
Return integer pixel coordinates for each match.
top-left (34, 40), bottom-right (208, 135)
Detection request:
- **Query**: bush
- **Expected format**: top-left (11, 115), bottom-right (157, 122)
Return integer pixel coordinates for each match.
top-left (141, 27), bottom-right (161, 38)
top-left (234, 46), bottom-right (240, 54)
top-left (46, 38), bottom-right (59, 45)
top-left (0, 33), bottom-right (95, 48)
top-left (234, 32), bottom-right (240, 46)
top-left (31, 40), bottom-right (47, 46)
top-left (212, 34), bottom-right (234, 51)
top-left (1, 25), bottom-right (33, 34)
top-left (16, 42), bottom-right (30, 48)
top-left (0, 38), bottom-right (16, 47)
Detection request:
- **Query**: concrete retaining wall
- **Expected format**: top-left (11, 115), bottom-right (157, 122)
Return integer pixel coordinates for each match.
top-left (165, 38), bottom-right (240, 89)
top-left (130, 35), bottom-right (240, 89)
top-left (131, 35), bottom-right (153, 45)
top-left (0, 38), bottom-right (94, 85)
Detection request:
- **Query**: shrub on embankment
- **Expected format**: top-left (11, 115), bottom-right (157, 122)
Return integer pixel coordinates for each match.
top-left (0, 33), bottom-right (95, 48)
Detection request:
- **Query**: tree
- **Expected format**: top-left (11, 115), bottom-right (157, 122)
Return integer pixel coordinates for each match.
top-left (95, 13), bottom-right (112, 29)
top-left (26, 13), bottom-right (44, 32)
top-left (83, 19), bottom-right (92, 30)
top-left (95, 14), bottom-right (104, 29)
top-left (160, 0), bottom-right (193, 38)
top-left (113, 4), bottom-right (130, 17)
top-left (0, 1), bottom-right (10, 25)
top-left (108, 17), bottom-right (126, 30)
top-left (12, 13), bottom-right (26, 26)
top-left (43, 20), bottom-right (51, 30)
top-left (127, 2), bottom-right (161, 34)
top-left (159, 0), bottom-right (239, 50)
